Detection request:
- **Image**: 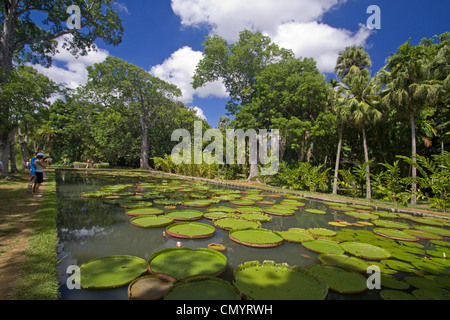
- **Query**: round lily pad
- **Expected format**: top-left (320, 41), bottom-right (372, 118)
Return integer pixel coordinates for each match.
top-left (213, 217), bottom-right (260, 231)
top-left (229, 199), bottom-right (256, 206)
top-left (128, 275), bottom-right (175, 300)
top-left (80, 256), bottom-right (148, 289)
top-left (166, 222), bottom-right (215, 239)
top-left (302, 239), bottom-right (344, 255)
top-left (165, 210), bottom-right (204, 221)
top-left (305, 209), bottom-right (327, 214)
top-left (414, 225), bottom-right (450, 237)
top-left (229, 229), bottom-right (284, 248)
top-left (239, 213), bottom-right (273, 222)
top-left (235, 206), bottom-right (264, 213)
top-left (131, 215), bottom-right (174, 228)
top-left (233, 260), bottom-right (328, 300)
top-left (308, 228), bottom-right (337, 238)
top-left (203, 212), bottom-right (234, 220)
top-left (275, 231), bottom-right (311, 243)
top-left (318, 254), bottom-right (369, 273)
top-left (207, 206), bottom-right (237, 213)
top-left (148, 248), bottom-right (227, 281)
top-left (280, 200), bottom-right (306, 207)
top-left (373, 228), bottom-right (419, 242)
top-left (345, 211), bottom-right (379, 220)
top-left (340, 242), bottom-right (392, 260)
top-left (126, 207), bottom-right (164, 217)
top-left (309, 265), bottom-right (368, 294)
top-left (264, 207), bottom-right (295, 216)
top-left (181, 200), bottom-right (210, 208)
top-left (372, 219), bottom-right (410, 230)
top-left (164, 277), bottom-right (241, 300)
top-left (404, 229), bottom-right (443, 240)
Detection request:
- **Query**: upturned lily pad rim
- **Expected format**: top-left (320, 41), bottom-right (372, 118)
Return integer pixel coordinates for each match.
top-left (181, 200), bottom-right (211, 208)
top-left (148, 248), bottom-right (227, 280)
top-left (80, 255), bottom-right (148, 290)
top-left (229, 228), bottom-right (284, 248)
top-left (213, 217), bottom-right (261, 231)
top-left (128, 275), bottom-right (175, 300)
top-left (166, 222), bottom-right (216, 239)
top-left (233, 260), bottom-right (329, 300)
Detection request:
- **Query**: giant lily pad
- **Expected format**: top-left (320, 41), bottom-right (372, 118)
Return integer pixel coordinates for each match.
top-left (318, 254), bottom-right (369, 273)
top-left (131, 215), bottom-right (174, 228)
top-left (80, 256), bottom-right (148, 289)
top-left (373, 228), bottom-right (419, 242)
top-left (126, 207), bottom-right (164, 217)
top-left (181, 200), bottom-right (210, 208)
top-left (239, 213), bottom-right (273, 222)
top-left (302, 239), bottom-right (344, 255)
top-left (264, 207), bottom-right (295, 216)
top-left (166, 222), bottom-right (215, 239)
top-left (340, 242), bottom-right (392, 260)
top-left (213, 217), bottom-right (261, 231)
top-left (235, 206), bottom-right (264, 213)
top-left (148, 248), bottom-right (227, 281)
top-left (229, 229), bottom-right (284, 248)
top-left (345, 211), bottom-right (379, 220)
top-left (372, 219), bottom-right (410, 230)
top-left (165, 210), bottom-right (203, 221)
top-left (233, 260), bottom-right (328, 300)
top-left (229, 199), bottom-right (256, 206)
top-left (207, 206), bottom-right (237, 213)
top-left (164, 277), bottom-right (241, 300)
top-left (309, 265), bottom-right (368, 294)
top-left (414, 225), bottom-right (450, 237)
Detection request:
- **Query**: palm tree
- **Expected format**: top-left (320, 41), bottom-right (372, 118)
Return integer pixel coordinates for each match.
top-left (380, 39), bottom-right (441, 205)
top-left (334, 46), bottom-right (380, 199)
top-left (341, 68), bottom-right (382, 199)
top-left (335, 46), bottom-right (372, 79)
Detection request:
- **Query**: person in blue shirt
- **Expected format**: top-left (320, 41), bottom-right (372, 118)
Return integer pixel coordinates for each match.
top-left (27, 153), bottom-right (38, 193)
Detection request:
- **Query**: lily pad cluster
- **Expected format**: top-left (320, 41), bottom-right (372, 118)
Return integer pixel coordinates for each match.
top-left (76, 172), bottom-right (450, 300)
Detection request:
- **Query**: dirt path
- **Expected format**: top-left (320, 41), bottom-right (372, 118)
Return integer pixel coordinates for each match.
top-left (0, 172), bottom-right (44, 299)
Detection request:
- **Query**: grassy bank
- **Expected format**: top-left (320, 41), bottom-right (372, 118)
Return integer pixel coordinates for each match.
top-left (10, 172), bottom-right (59, 300)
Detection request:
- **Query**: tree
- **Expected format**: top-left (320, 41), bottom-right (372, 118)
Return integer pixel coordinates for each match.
top-left (380, 37), bottom-right (443, 204)
top-left (85, 56), bottom-right (181, 169)
top-left (0, 0), bottom-right (124, 175)
top-left (0, 65), bottom-right (58, 170)
top-left (335, 46), bottom-right (380, 199)
top-left (192, 30), bottom-right (293, 181)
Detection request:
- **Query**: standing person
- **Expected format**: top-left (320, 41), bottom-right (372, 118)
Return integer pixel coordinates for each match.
top-left (27, 153), bottom-right (38, 193)
top-left (33, 153), bottom-right (48, 197)
top-left (0, 160), bottom-right (3, 177)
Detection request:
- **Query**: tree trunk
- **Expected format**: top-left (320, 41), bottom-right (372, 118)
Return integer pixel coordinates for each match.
top-left (333, 127), bottom-right (343, 195)
top-left (362, 126), bottom-right (371, 199)
top-left (9, 128), bottom-right (18, 173)
top-left (139, 119), bottom-right (150, 170)
top-left (410, 111), bottom-right (417, 205)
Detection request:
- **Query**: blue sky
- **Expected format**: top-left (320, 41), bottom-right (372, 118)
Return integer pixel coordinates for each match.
top-left (36, 0), bottom-right (450, 127)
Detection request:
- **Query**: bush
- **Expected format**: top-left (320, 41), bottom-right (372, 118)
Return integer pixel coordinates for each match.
top-left (274, 162), bottom-right (330, 192)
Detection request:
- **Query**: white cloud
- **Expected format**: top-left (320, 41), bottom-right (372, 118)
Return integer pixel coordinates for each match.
top-left (190, 106), bottom-right (207, 121)
top-left (31, 36), bottom-right (109, 89)
top-left (272, 22), bottom-right (372, 73)
top-left (171, 0), bottom-right (373, 74)
top-left (150, 46), bottom-right (228, 104)
top-left (171, 0), bottom-right (342, 42)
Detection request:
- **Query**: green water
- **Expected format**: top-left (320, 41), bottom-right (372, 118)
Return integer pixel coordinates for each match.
top-left (55, 170), bottom-right (449, 300)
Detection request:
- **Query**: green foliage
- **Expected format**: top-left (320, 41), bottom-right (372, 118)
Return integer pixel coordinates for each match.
top-left (152, 154), bottom-right (220, 180)
top-left (274, 162), bottom-right (330, 192)
top-left (397, 152), bottom-right (450, 211)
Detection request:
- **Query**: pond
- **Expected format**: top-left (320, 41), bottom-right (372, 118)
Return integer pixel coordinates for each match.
top-left (55, 170), bottom-right (450, 300)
